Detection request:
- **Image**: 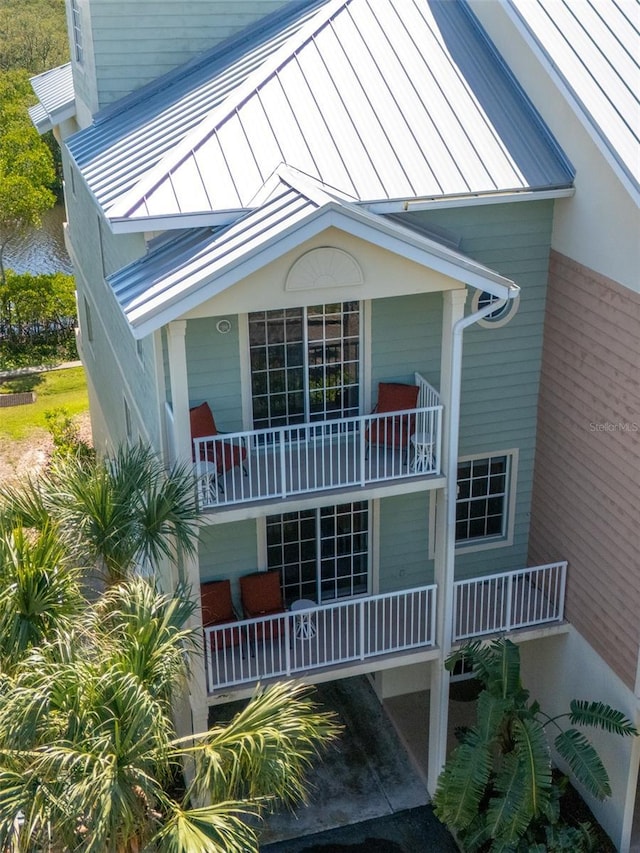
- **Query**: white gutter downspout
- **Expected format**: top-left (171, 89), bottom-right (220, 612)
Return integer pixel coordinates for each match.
top-left (428, 283), bottom-right (519, 794)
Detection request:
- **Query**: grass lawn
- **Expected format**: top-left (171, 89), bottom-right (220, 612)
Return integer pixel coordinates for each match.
top-left (0, 366), bottom-right (89, 441)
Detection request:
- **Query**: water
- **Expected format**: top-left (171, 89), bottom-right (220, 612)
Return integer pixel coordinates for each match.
top-left (4, 203), bottom-right (72, 275)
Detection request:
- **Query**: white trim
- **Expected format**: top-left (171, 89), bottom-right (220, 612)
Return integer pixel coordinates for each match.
top-left (109, 210), bottom-right (249, 234)
top-left (454, 449), bottom-right (519, 555)
top-left (371, 498), bottom-right (380, 596)
top-left (362, 299), bottom-right (372, 415)
top-left (238, 314), bottom-right (252, 431)
top-left (471, 288), bottom-right (521, 328)
top-left (365, 186), bottom-right (575, 214)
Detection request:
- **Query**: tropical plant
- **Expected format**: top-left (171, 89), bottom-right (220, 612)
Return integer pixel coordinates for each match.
top-left (0, 442), bottom-right (199, 585)
top-left (433, 638), bottom-right (637, 852)
top-left (0, 576), bottom-right (341, 852)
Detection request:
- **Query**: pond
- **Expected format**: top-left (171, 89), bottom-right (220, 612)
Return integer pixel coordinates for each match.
top-left (5, 203), bottom-right (72, 275)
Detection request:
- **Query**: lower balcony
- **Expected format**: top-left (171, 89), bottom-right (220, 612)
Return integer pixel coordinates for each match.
top-left (203, 562), bottom-right (567, 695)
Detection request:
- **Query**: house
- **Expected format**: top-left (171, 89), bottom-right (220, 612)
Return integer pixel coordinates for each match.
top-left (29, 0), bottom-right (638, 849)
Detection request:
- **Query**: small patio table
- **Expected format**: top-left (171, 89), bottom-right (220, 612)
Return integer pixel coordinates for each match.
top-left (290, 598), bottom-right (317, 640)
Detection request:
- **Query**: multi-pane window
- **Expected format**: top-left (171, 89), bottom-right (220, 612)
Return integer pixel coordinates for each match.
top-left (71, 0), bottom-right (83, 64)
top-left (456, 455), bottom-right (510, 542)
top-left (266, 502), bottom-right (368, 605)
top-left (249, 303), bottom-right (359, 429)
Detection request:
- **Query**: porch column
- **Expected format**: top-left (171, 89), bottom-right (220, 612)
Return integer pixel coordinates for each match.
top-left (428, 287), bottom-right (467, 793)
top-left (166, 320), bottom-right (192, 462)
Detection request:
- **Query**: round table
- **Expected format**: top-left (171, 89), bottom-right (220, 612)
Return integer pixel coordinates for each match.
top-left (410, 431), bottom-right (434, 473)
top-left (290, 598), bottom-right (317, 640)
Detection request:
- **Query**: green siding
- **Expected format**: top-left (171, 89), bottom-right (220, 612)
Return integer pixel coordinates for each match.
top-left (407, 201), bottom-right (554, 578)
top-left (371, 292), bottom-right (442, 394)
top-left (186, 318), bottom-right (243, 431)
top-left (86, 0), bottom-right (290, 109)
top-left (378, 493), bottom-right (433, 592)
top-left (64, 154), bottom-right (161, 449)
top-left (198, 520), bottom-right (259, 610)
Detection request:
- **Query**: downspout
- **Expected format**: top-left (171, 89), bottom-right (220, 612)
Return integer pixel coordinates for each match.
top-left (442, 289), bottom-right (519, 659)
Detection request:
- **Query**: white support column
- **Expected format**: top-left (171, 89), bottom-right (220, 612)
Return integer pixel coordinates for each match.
top-left (428, 288), bottom-right (467, 794)
top-left (166, 320), bottom-right (192, 463)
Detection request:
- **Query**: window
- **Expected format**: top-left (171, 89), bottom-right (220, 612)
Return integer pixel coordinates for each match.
top-left (455, 454), bottom-right (514, 544)
top-left (471, 290), bottom-right (520, 328)
top-left (71, 0), bottom-right (83, 64)
top-left (124, 397), bottom-right (132, 440)
top-left (83, 296), bottom-right (93, 343)
top-left (249, 303), bottom-right (360, 429)
top-left (266, 502), bottom-right (369, 605)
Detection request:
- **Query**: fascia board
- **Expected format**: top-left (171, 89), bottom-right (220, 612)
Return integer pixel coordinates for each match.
top-left (109, 210), bottom-right (248, 233)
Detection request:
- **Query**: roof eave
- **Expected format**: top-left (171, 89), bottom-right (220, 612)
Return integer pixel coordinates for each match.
top-left (366, 186), bottom-right (575, 214)
top-left (108, 209), bottom-right (250, 233)
top-left (122, 200), bottom-right (518, 339)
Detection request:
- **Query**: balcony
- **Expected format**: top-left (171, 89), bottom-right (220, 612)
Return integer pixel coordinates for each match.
top-left (203, 562), bottom-right (567, 695)
top-left (193, 373), bottom-right (442, 509)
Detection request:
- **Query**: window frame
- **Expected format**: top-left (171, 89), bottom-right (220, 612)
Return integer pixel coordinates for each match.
top-left (264, 501), bottom-right (370, 606)
top-left (454, 449), bottom-right (518, 554)
top-left (70, 0), bottom-right (84, 65)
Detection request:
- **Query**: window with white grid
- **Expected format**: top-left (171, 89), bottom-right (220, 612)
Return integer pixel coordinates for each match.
top-left (249, 303), bottom-right (359, 429)
top-left (455, 454), bottom-right (511, 543)
top-left (266, 502), bottom-right (369, 606)
top-left (71, 0), bottom-right (83, 64)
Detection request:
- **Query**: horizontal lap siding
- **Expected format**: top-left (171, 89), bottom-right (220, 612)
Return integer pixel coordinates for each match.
top-left (186, 318), bottom-right (243, 431)
top-left (66, 168), bottom-right (160, 448)
top-left (528, 252), bottom-right (640, 689)
top-left (378, 493), bottom-right (432, 593)
top-left (371, 292), bottom-right (443, 394)
top-left (408, 202), bottom-right (554, 579)
top-left (88, 1), bottom-right (290, 107)
top-left (199, 520), bottom-right (258, 601)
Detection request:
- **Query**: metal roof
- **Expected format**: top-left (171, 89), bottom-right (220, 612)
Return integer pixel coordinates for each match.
top-left (107, 166), bottom-right (518, 337)
top-left (68, 0), bottom-right (574, 227)
top-left (29, 63), bottom-right (75, 133)
top-left (504, 0), bottom-right (639, 204)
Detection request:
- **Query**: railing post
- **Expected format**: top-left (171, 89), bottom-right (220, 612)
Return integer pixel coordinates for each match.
top-left (359, 599), bottom-right (366, 660)
top-left (279, 428), bottom-right (287, 498)
top-left (505, 572), bottom-right (514, 631)
top-left (360, 419), bottom-right (367, 488)
top-left (557, 561), bottom-right (567, 621)
top-left (284, 616), bottom-right (292, 676)
top-left (430, 585), bottom-right (437, 645)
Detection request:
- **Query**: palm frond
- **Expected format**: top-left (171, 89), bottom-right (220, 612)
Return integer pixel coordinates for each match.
top-left (476, 691), bottom-right (510, 742)
top-left (151, 801), bottom-right (261, 853)
top-left (554, 728), bottom-right (611, 800)
top-left (569, 700), bottom-right (637, 736)
top-left (486, 752), bottom-right (527, 841)
top-left (433, 730), bottom-right (492, 830)
top-left (511, 716), bottom-right (552, 818)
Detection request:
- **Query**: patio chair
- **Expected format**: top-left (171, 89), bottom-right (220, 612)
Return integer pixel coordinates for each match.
top-left (240, 570), bottom-right (286, 642)
top-left (365, 382), bottom-right (419, 459)
top-left (200, 578), bottom-right (242, 652)
top-left (189, 402), bottom-right (247, 493)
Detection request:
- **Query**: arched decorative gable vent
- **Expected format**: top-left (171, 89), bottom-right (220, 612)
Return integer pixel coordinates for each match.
top-left (285, 247), bottom-right (364, 291)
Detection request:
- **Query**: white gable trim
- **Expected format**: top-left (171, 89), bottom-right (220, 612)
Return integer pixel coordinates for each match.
top-left (125, 201), bottom-right (518, 338)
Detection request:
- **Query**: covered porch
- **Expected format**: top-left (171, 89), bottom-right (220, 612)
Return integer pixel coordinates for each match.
top-left (204, 561), bottom-right (567, 697)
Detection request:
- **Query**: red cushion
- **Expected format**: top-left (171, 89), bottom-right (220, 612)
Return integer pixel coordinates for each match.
top-left (189, 403), bottom-right (217, 439)
top-left (200, 579), bottom-right (234, 626)
top-left (375, 383), bottom-right (419, 413)
top-left (240, 571), bottom-right (284, 617)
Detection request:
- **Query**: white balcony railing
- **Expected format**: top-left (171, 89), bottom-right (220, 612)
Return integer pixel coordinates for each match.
top-left (204, 585), bottom-right (437, 692)
top-left (194, 402), bottom-right (442, 508)
top-left (453, 562), bottom-right (567, 642)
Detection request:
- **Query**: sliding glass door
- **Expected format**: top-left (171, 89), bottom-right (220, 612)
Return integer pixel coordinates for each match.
top-left (266, 502), bottom-right (369, 605)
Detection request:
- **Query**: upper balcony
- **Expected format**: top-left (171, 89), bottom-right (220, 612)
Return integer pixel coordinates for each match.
top-left (173, 373), bottom-right (443, 511)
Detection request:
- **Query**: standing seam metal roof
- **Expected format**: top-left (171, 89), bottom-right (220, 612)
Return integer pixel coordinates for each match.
top-left (67, 0), bottom-right (574, 223)
top-left (505, 0), bottom-right (639, 203)
top-left (107, 166), bottom-right (518, 336)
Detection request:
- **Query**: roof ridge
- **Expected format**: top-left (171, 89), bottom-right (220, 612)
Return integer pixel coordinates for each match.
top-left (107, 0), bottom-right (349, 219)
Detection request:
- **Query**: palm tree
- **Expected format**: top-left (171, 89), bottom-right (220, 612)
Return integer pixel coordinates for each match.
top-left (0, 577), bottom-right (341, 853)
top-left (0, 443), bottom-right (199, 585)
top-left (433, 638), bottom-right (637, 852)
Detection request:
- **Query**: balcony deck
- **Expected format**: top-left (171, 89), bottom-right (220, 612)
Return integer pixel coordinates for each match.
top-left (194, 405), bottom-right (443, 509)
top-left (204, 562), bottom-right (567, 696)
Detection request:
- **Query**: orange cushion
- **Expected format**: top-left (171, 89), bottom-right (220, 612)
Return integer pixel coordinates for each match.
top-left (376, 383), bottom-right (419, 413)
top-left (189, 403), bottom-right (217, 439)
top-left (200, 579), bottom-right (234, 626)
top-left (240, 571), bottom-right (284, 617)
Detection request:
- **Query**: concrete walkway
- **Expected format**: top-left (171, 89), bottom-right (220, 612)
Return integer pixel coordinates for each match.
top-left (0, 360), bottom-right (83, 381)
top-left (209, 676), bottom-right (457, 850)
